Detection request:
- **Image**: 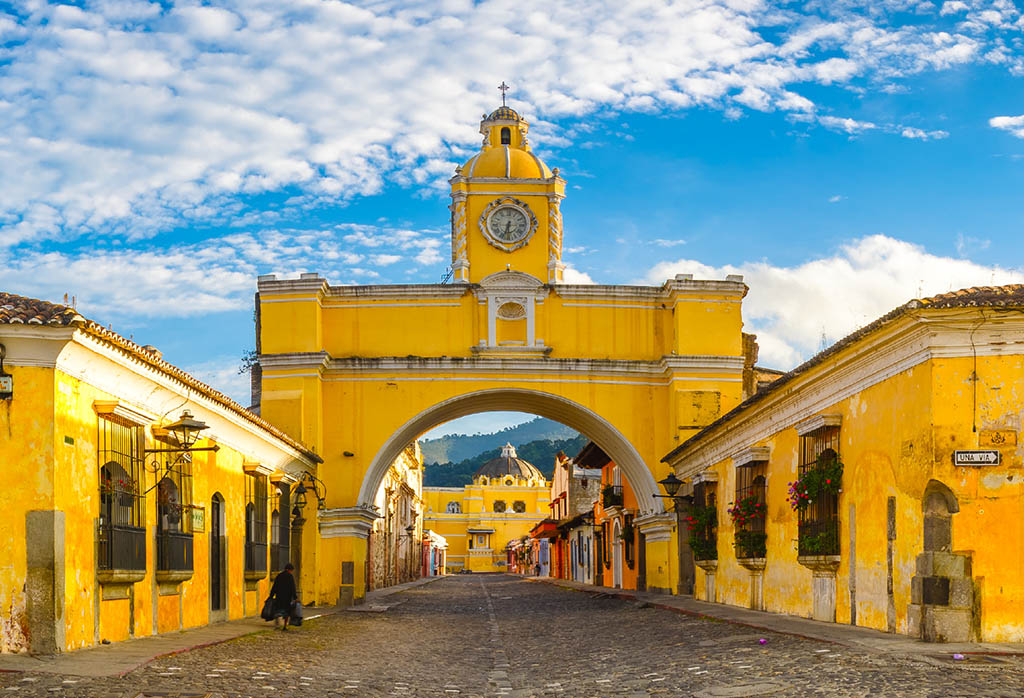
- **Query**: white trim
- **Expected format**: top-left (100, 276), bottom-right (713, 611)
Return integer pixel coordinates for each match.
top-left (794, 414), bottom-right (842, 437)
top-left (635, 513), bottom-right (675, 543)
top-left (666, 311), bottom-right (1024, 475)
top-left (93, 399), bottom-right (157, 426)
top-left (22, 328), bottom-right (316, 474)
top-left (692, 470), bottom-right (718, 485)
top-left (731, 446), bottom-right (770, 466)
top-left (243, 462), bottom-right (275, 477)
top-left (318, 506), bottom-right (378, 539)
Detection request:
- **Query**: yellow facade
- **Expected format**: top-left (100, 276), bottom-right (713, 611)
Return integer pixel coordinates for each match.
top-left (258, 103), bottom-right (755, 605)
top-left (422, 448), bottom-right (549, 573)
top-left (0, 294), bottom-right (318, 654)
top-left (664, 288), bottom-right (1024, 642)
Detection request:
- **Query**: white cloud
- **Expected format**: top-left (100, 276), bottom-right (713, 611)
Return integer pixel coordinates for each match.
top-left (0, 1), bottom-right (1019, 245)
top-left (562, 266), bottom-right (595, 285)
top-left (640, 234), bottom-right (1024, 370)
top-left (828, 195), bottom-right (844, 203)
top-left (990, 115), bottom-right (1024, 138)
top-left (818, 115), bottom-right (877, 134)
top-left (0, 223), bottom-right (447, 319)
top-left (940, 1), bottom-right (969, 15)
top-left (900, 126), bottom-right (950, 139)
top-left (652, 238), bottom-right (687, 247)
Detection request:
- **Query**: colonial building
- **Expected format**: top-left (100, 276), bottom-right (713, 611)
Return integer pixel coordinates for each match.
top-left (581, 443), bottom-right (645, 591)
top-left (0, 293), bottom-right (320, 654)
top-left (256, 99), bottom-right (754, 605)
top-left (367, 443), bottom-right (423, 590)
top-left (421, 444), bottom-right (549, 573)
top-left (547, 451), bottom-right (600, 583)
top-left (663, 285), bottom-right (1024, 643)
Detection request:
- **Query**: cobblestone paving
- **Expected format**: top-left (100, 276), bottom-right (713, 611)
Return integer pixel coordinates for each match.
top-left (3, 575), bottom-right (1024, 697)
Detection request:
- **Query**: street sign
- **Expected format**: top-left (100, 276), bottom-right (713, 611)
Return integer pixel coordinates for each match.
top-left (952, 450), bottom-right (1000, 467)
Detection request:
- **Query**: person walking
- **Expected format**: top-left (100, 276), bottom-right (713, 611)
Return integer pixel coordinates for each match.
top-left (269, 563), bottom-right (298, 631)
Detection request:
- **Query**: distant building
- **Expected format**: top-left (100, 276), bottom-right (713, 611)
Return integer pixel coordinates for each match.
top-left (548, 451), bottom-right (601, 583)
top-left (422, 443), bottom-right (549, 573)
top-left (368, 443), bottom-right (424, 590)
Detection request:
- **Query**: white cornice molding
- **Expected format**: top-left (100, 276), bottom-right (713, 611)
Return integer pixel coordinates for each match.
top-left (731, 446), bottom-right (770, 466)
top-left (635, 513), bottom-right (675, 542)
top-left (56, 331), bottom-right (316, 472)
top-left (691, 470), bottom-right (718, 485)
top-left (318, 506), bottom-right (379, 539)
top-left (261, 352), bottom-right (744, 382)
top-left (243, 461), bottom-right (275, 477)
top-left (794, 414), bottom-right (842, 437)
top-left (666, 311), bottom-right (1024, 475)
top-left (93, 399), bottom-right (157, 427)
top-left (0, 326), bottom-right (76, 367)
top-left (554, 278), bottom-right (746, 302)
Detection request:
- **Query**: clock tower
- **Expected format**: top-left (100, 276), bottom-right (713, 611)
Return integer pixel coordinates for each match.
top-left (449, 103), bottom-right (566, 284)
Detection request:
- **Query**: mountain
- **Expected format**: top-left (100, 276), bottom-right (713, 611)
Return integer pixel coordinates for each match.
top-left (419, 416), bottom-right (578, 465)
top-left (422, 434), bottom-right (589, 488)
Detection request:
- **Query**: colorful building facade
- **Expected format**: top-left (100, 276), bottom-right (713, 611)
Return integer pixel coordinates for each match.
top-left (0, 293), bottom-right (320, 654)
top-left (663, 285), bottom-right (1024, 643)
top-left (256, 100), bottom-right (756, 605)
top-left (421, 444), bottom-right (549, 573)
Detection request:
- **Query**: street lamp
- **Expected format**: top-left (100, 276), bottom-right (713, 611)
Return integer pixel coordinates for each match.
top-left (652, 471), bottom-right (695, 596)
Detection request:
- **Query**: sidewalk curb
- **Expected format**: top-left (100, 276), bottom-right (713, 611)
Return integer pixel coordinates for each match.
top-left (523, 576), bottom-right (1024, 659)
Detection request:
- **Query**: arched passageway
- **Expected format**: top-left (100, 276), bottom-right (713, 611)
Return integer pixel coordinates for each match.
top-left (357, 388), bottom-right (664, 516)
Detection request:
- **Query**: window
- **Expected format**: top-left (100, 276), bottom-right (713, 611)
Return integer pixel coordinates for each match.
top-left (798, 427), bottom-right (841, 556)
top-left (446, 501), bottom-right (461, 514)
top-left (733, 460), bottom-right (767, 558)
top-left (156, 452), bottom-right (194, 574)
top-left (271, 483), bottom-right (291, 572)
top-left (504, 477), bottom-right (514, 486)
top-left (500, 127), bottom-right (511, 144)
top-left (493, 500), bottom-right (507, 513)
top-left (476, 534), bottom-right (487, 547)
top-left (690, 481), bottom-right (718, 561)
top-left (244, 473), bottom-right (268, 574)
top-left (97, 417), bottom-right (146, 572)
top-left (512, 500), bottom-right (526, 513)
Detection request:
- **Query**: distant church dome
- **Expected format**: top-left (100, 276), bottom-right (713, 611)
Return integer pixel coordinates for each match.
top-left (474, 443), bottom-right (544, 482)
top-left (486, 106), bottom-right (521, 121)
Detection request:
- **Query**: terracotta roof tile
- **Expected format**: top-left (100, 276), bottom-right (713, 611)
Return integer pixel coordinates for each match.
top-left (662, 284), bottom-right (1024, 464)
top-left (0, 291), bottom-right (320, 464)
top-left (0, 292), bottom-right (87, 327)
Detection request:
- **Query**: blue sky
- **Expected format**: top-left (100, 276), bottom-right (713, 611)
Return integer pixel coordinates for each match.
top-left (1, 0), bottom-right (1023, 437)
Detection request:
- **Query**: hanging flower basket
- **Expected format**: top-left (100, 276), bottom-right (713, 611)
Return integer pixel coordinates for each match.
top-left (684, 505), bottom-right (718, 561)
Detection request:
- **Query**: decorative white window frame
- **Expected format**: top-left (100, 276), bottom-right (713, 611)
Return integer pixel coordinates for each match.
top-left (794, 414), bottom-right (842, 437)
top-left (731, 446), bottom-right (770, 467)
top-left (473, 270), bottom-right (550, 352)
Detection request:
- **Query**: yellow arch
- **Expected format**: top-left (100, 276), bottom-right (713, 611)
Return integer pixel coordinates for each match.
top-left (357, 388), bottom-right (665, 514)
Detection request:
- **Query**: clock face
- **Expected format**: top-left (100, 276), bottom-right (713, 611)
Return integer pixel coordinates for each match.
top-left (488, 206), bottom-right (530, 244)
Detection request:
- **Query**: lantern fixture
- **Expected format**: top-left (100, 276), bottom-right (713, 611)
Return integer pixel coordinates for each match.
top-left (292, 472), bottom-right (327, 512)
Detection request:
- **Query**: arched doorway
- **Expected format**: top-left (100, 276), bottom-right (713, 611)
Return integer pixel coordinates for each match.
top-left (909, 480), bottom-right (976, 642)
top-left (209, 492), bottom-right (226, 619)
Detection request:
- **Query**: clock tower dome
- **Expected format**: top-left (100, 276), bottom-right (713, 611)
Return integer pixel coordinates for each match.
top-left (449, 101), bottom-right (566, 284)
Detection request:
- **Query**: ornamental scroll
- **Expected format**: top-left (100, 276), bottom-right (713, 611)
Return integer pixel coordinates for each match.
top-left (451, 198), bottom-right (468, 278)
top-left (547, 198), bottom-right (563, 278)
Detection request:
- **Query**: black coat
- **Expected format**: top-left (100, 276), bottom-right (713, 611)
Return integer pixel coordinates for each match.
top-left (269, 570), bottom-right (297, 612)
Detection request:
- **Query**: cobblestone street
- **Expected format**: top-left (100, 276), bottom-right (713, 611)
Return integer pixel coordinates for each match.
top-left (3, 575), bottom-right (1024, 698)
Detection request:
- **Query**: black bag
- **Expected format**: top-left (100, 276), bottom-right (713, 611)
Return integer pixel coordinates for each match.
top-left (290, 601), bottom-right (303, 627)
top-left (260, 597), bottom-right (274, 621)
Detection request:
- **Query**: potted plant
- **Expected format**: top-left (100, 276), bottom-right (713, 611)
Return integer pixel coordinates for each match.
top-left (684, 505), bottom-right (718, 561)
top-left (728, 495), bottom-right (766, 559)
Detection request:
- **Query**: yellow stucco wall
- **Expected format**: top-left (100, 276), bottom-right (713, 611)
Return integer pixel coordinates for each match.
top-left (1, 332), bottom-right (312, 653)
top-left (423, 479), bottom-right (550, 573)
top-left (681, 343), bottom-right (1024, 642)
